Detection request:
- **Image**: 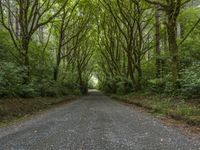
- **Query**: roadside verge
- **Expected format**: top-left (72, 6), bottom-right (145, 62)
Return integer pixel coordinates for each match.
top-left (110, 94), bottom-right (200, 129)
top-left (0, 96), bottom-right (79, 127)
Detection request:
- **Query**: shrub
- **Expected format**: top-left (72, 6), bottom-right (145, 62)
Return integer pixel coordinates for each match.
top-left (116, 78), bottom-right (133, 95)
top-left (0, 62), bottom-right (25, 97)
top-left (148, 78), bottom-right (166, 94)
top-left (180, 62), bottom-right (200, 98)
top-left (17, 83), bottom-right (38, 98)
top-left (100, 76), bottom-right (133, 95)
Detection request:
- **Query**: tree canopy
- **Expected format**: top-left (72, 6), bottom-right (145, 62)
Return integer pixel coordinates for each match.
top-left (0, 0), bottom-right (199, 97)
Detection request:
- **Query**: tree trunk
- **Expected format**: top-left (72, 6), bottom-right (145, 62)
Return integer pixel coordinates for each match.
top-left (78, 67), bottom-right (87, 95)
top-left (155, 6), bottom-right (161, 78)
top-left (167, 16), bottom-right (179, 88)
top-left (21, 36), bottom-right (30, 83)
top-left (54, 18), bottom-right (65, 81)
top-left (15, 7), bottom-right (19, 37)
top-left (135, 58), bottom-right (142, 91)
top-left (54, 58), bottom-right (61, 81)
top-left (127, 54), bottom-right (135, 87)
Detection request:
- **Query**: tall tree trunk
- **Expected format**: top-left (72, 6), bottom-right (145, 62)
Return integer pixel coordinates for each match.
top-left (78, 66), bottom-right (87, 95)
top-left (21, 36), bottom-right (30, 82)
top-left (136, 61), bottom-right (142, 91)
top-left (127, 53), bottom-right (135, 87)
top-left (167, 16), bottom-right (179, 88)
top-left (155, 6), bottom-right (161, 78)
top-left (78, 69), bottom-right (83, 94)
top-left (54, 18), bottom-right (65, 81)
top-left (54, 44), bottom-right (62, 81)
top-left (15, 7), bottom-right (19, 37)
top-left (54, 58), bottom-right (61, 81)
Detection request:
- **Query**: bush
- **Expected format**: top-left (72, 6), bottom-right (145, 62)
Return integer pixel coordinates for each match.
top-left (116, 78), bottom-right (133, 95)
top-left (0, 62), bottom-right (73, 98)
top-left (0, 62), bottom-right (42, 98)
top-left (0, 62), bottom-right (25, 97)
top-left (180, 62), bottom-right (200, 98)
top-left (45, 86), bottom-right (60, 97)
top-left (147, 62), bottom-right (200, 98)
top-left (148, 78), bottom-right (166, 94)
top-left (17, 84), bottom-right (38, 98)
top-left (39, 81), bottom-right (63, 97)
top-left (100, 76), bottom-right (133, 95)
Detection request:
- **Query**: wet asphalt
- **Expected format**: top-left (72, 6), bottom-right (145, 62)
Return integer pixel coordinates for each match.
top-left (0, 90), bottom-right (199, 150)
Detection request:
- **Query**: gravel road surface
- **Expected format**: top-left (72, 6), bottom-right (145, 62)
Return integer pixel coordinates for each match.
top-left (0, 90), bottom-right (199, 150)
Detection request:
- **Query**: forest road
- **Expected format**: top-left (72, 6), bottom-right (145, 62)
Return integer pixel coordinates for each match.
top-left (0, 90), bottom-right (200, 150)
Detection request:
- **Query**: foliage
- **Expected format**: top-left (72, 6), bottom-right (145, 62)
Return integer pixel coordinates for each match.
top-left (100, 76), bottom-right (133, 95)
top-left (180, 62), bottom-right (200, 98)
top-left (0, 0), bottom-right (199, 99)
top-left (0, 62), bottom-right (25, 97)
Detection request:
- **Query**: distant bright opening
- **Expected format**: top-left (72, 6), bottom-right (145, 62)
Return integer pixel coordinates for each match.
top-left (89, 75), bottom-right (99, 89)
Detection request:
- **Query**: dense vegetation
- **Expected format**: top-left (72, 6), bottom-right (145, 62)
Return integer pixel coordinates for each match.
top-left (0, 0), bottom-right (199, 99)
top-left (0, 0), bottom-right (94, 97)
top-left (96, 0), bottom-right (200, 99)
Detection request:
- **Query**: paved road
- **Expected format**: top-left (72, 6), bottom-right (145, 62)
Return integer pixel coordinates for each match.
top-left (0, 90), bottom-right (199, 150)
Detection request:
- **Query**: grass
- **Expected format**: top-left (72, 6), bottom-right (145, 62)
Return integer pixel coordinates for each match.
top-left (111, 93), bottom-right (200, 127)
top-left (0, 96), bottom-right (78, 126)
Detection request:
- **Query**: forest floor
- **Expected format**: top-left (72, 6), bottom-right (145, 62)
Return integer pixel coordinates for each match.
top-left (0, 95), bottom-right (79, 127)
top-left (110, 93), bottom-right (200, 134)
top-left (0, 90), bottom-right (199, 150)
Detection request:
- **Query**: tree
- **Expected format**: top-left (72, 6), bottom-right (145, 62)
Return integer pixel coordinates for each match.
top-left (100, 0), bottom-right (153, 90)
top-left (53, 0), bottom-right (90, 81)
top-left (155, 5), bottom-right (161, 78)
top-left (76, 37), bottom-right (94, 94)
top-left (144, 0), bottom-right (192, 88)
top-left (0, 0), bottom-right (68, 81)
